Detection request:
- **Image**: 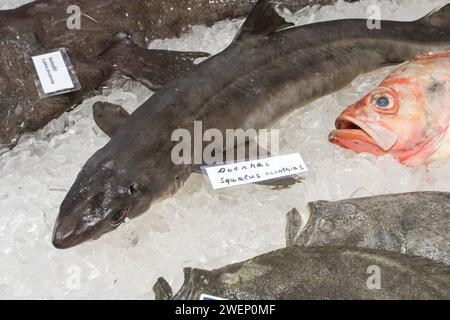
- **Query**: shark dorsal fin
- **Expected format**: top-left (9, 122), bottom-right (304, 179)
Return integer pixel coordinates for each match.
top-left (235, 0), bottom-right (293, 42)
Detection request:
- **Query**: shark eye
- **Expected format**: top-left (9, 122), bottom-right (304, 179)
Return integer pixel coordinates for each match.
top-left (128, 183), bottom-right (139, 195)
top-left (370, 88), bottom-right (398, 114)
top-left (111, 209), bottom-right (127, 227)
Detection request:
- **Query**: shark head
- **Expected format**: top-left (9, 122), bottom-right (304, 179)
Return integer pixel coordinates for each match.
top-left (52, 136), bottom-right (184, 249)
top-left (52, 152), bottom-right (149, 248)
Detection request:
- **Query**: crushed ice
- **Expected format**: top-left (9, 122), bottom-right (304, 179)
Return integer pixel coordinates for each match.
top-left (1, 0), bottom-right (450, 299)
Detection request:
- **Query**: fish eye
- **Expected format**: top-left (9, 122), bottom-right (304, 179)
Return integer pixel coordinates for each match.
top-left (371, 94), bottom-right (393, 109)
top-left (342, 204), bottom-right (356, 214)
top-left (319, 219), bottom-right (334, 233)
top-left (128, 183), bottom-right (139, 195)
top-left (111, 208), bottom-right (127, 227)
top-left (369, 88), bottom-right (398, 114)
top-left (375, 96), bottom-right (390, 108)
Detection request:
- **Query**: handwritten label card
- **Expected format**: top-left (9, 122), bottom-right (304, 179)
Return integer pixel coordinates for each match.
top-left (205, 153), bottom-right (308, 190)
top-left (32, 48), bottom-right (81, 98)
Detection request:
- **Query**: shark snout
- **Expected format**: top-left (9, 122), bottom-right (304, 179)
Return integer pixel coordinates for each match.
top-left (52, 193), bottom-right (135, 249)
top-left (52, 211), bottom-right (96, 249)
top-left (52, 160), bottom-right (153, 248)
top-left (52, 195), bottom-right (104, 249)
top-left (52, 212), bottom-right (107, 249)
top-left (52, 213), bottom-right (86, 249)
top-left (52, 223), bottom-right (81, 249)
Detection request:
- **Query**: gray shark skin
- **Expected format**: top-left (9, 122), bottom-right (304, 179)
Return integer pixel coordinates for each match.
top-left (286, 192), bottom-right (450, 265)
top-left (0, 0), bottom-right (335, 150)
top-left (142, 0), bottom-right (355, 40)
top-left (53, 0), bottom-right (450, 248)
top-left (153, 246), bottom-right (450, 300)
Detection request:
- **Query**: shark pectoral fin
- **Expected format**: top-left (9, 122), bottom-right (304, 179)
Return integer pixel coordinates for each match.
top-left (93, 102), bottom-right (130, 138)
top-left (235, 0), bottom-right (294, 42)
top-left (153, 277), bottom-right (173, 300)
top-left (286, 208), bottom-right (302, 247)
top-left (193, 168), bottom-right (302, 188)
top-left (255, 175), bottom-right (303, 190)
top-left (193, 140), bottom-right (273, 174)
top-left (243, 144), bottom-right (303, 189)
top-left (194, 142), bottom-right (302, 189)
top-left (100, 42), bottom-right (210, 91)
top-left (378, 60), bottom-right (407, 68)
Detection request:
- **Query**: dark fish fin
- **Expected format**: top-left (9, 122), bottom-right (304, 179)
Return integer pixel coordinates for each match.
top-left (194, 142), bottom-right (302, 189)
top-left (193, 141), bottom-right (270, 174)
top-left (194, 139), bottom-right (273, 172)
top-left (236, 0), bottom-right (294, 41)
top-left (153, 277), bottom-right (173, 300)
top-left (418, 3), bottom-right (450, 28)
top-left (100, 42), bottom-right (210, 91)
top-left (247, 145), bottom-right (303, 189)
top-left (193, 166), bottom-right (303, 189)
top-left (286, 208), bottom-right (302, 247)
top-left (378, 60), bottom-right (406, 68)
top-left (93, 102), bottom-right (130, 138)
top-left (255, 175), bottom-right (303, 190)
top-left (233, 141), bottom-right (272, 163)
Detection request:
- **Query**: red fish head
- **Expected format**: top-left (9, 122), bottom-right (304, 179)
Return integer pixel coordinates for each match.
top-left (330, 87), bottom-right (401, 157)
top-left (329, 78), bottom-right (446, 166)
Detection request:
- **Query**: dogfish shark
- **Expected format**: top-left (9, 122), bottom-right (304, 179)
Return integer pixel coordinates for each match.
top-left (1, 0), bottom-right (333, 151)
top-left (53, 0), bottom-right (450, 248)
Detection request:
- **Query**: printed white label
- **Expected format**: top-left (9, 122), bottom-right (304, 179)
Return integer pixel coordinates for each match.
top-left (199, 294), bottom-right (226, 301)
top-left (32, 50), bottom-right (75, 94)
top-left (205, 153), bottom-right (308, 190)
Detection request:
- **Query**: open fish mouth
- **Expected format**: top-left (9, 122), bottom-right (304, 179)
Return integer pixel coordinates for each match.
top-left (293, 203), bottom-right (316, 246)
top-left (329, 115), bottom-right (398, 155)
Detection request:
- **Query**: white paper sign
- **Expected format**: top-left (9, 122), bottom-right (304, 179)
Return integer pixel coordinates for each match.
top-left (32, 49), bottom-right (79, 96)
top-left (205, 153), bottom-right (308, 190)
